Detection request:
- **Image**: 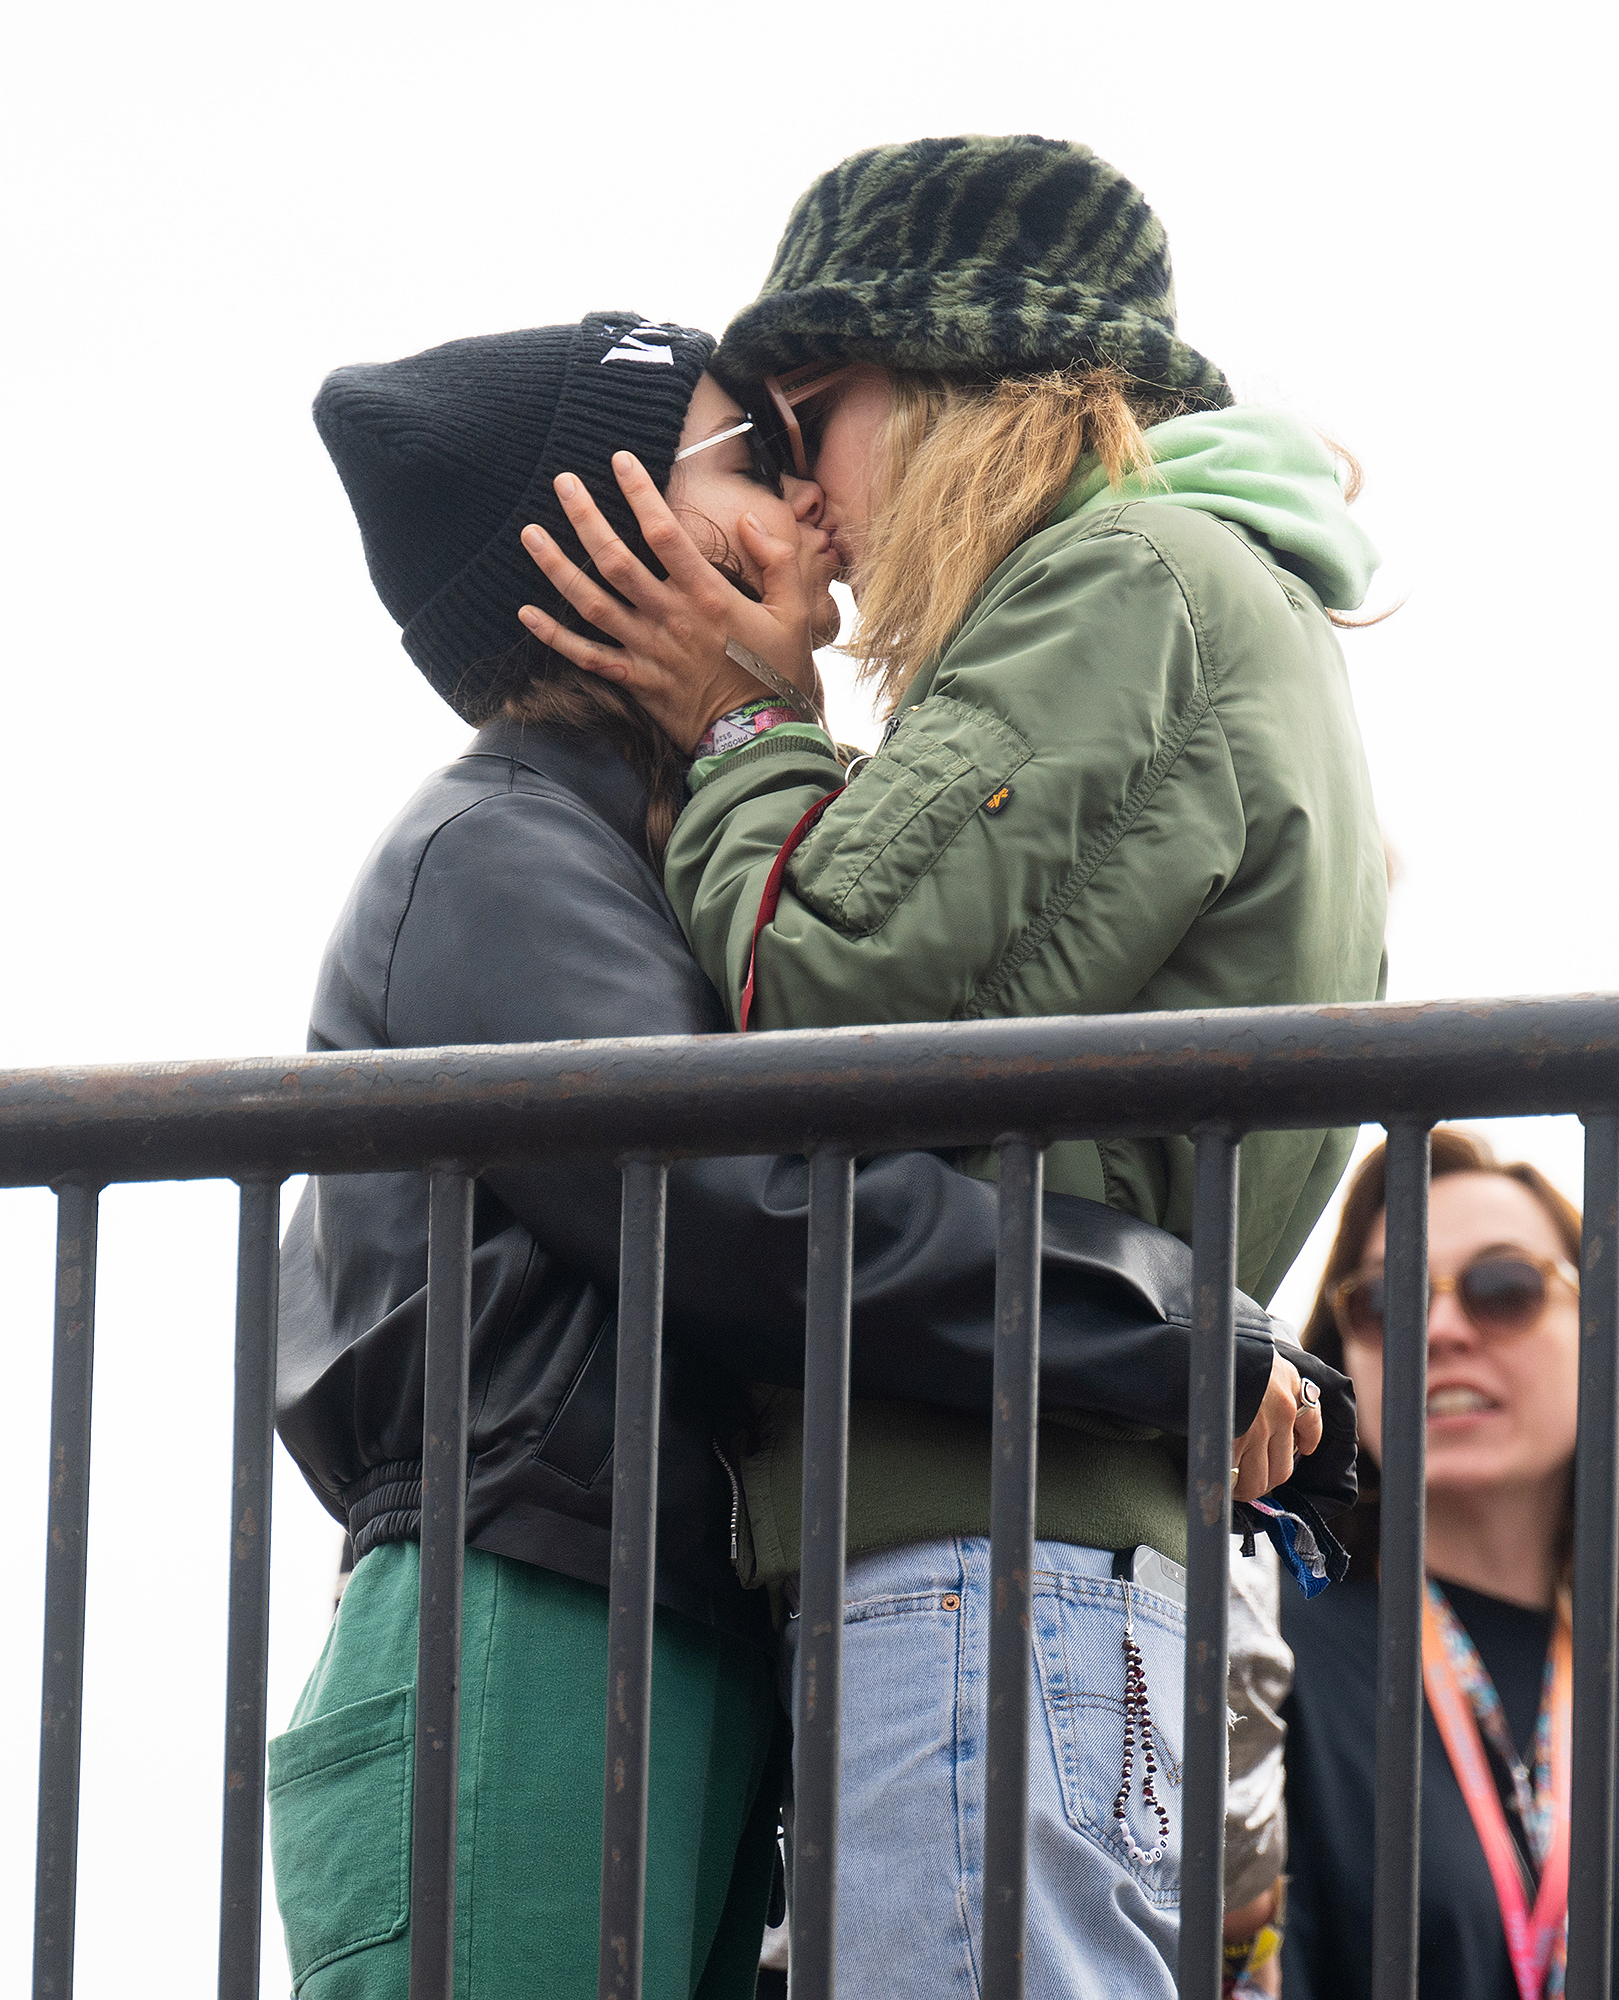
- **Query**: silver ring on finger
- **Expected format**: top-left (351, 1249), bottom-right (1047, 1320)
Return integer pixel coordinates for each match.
top-left (1300, 1379), bottom-right (1321, 1408)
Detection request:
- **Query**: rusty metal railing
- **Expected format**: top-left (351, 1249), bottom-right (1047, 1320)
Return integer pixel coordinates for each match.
top-left (11, 993), bottom-right (1619, 2000)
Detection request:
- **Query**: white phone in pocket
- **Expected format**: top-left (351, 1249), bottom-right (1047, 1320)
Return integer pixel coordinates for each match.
top-left (1111, 1543), bottom-right (1187, 1610)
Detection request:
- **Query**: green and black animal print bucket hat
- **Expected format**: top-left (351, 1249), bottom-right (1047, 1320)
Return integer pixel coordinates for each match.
top-left (715, 134), bottom-right (1230, 405)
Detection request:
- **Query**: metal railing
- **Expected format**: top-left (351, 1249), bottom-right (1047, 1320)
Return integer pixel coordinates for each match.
top-left (10, 993), bottom-right (1619, 2000)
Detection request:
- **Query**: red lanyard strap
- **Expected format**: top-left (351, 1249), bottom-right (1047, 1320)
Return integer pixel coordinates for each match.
top-left (1421, 1592), bottom-right (1572, 2000)
top-left (737, 788), bottom-right (843, 1032)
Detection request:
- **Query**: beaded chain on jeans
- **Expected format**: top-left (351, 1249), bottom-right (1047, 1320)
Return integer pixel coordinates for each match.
top-left (1112, 1581), bottom-right (1172, 1866)
top-left (1428, 1581), bottom-right (1567, 1994)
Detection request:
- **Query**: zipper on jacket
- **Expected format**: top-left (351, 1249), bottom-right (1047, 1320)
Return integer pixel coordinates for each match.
top-left (712, 1440), bottom-right (742, 1565)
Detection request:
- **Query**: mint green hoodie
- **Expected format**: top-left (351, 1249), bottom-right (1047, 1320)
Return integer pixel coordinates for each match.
top-left (668, 408), bottom-right (1389, 1581)
top-left (1059, 406), bottom-right (1380, 612)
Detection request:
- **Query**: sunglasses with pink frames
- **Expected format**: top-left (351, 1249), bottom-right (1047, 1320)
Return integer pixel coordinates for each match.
top-left (670, 362), bottom-right (860, 491)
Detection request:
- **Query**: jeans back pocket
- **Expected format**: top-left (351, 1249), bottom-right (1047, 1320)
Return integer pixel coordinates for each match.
top-left (268, 1686), bottom-right (413, 1989)
top-left (1032, 1576), bottom-right (1185, 1906)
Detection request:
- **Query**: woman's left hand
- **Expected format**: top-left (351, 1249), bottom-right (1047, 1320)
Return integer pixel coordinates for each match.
top-left (1230, 1349), bottom-right (1323, 1504)
top-left (517, 453), bottom-right (820, 754)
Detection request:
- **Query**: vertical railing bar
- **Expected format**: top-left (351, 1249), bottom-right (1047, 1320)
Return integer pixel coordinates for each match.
top-left (408, 1169), bottom-right (475, 2000)
top-left (790, 1147), bottom-right (856, 2000)
top-left (1371, 1122), bottom-right (1431, 2000)
top-left (599, 1158), bottom-right (668, 2000)
top-left (32, 1180), bottom-right (101, 2000)
top-left (1180, 1130), bottom-right (1239, 2000)
top-left (1569, 1112), bottom-right (1619, 1997)
top-left (217, 1178), bottom-right (282, 2000)
top-left (981, 1136), bottom-right (1043, 1999)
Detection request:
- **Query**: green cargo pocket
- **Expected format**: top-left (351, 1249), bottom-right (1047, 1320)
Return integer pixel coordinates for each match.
top-left (268, 1686), bottom-right (413, 1990)
top-left (788, 695), bottom-right (1031, 937)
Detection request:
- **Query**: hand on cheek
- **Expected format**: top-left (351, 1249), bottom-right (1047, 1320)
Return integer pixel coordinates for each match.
top-left (516, 458), bottom-right (820, 753)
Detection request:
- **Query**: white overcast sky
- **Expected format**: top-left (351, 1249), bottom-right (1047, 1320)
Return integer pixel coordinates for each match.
top-left (3, 4), bottom-right (1614, 1991)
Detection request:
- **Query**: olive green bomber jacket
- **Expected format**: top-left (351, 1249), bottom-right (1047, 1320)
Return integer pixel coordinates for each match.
top-left (666, 422), bottom-right (1389, 1579)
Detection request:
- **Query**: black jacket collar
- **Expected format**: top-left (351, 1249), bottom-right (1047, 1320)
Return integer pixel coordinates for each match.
top-left (462, 716), bottom-right (652, 859)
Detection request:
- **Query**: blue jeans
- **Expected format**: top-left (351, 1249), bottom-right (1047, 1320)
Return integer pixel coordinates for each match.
top-left (786, 1537), bottom-right (1185, 1998)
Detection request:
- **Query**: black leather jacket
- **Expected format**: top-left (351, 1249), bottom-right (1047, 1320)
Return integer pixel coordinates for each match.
top-left (277, 720), bottom-right (1312, 1641)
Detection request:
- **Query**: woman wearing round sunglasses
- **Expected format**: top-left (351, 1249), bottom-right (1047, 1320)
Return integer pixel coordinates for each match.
top-left (1284, 1126), bottom-right (1595, 1998)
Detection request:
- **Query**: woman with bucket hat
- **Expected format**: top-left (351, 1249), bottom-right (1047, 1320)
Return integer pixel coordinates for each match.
top-left (270, 308), bottom-right (1325, 1998)
top-left (520, 134), bottom-right (1385, 1995)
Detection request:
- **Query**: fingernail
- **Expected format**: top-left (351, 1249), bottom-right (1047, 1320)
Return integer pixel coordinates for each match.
top-left (521, 524), bottom-right (547, 545)
top-left (518, 605), bottom-right (540, 626)
top-left (613, 451), bottom-right (638, 469)
top-left (555, 473), bottom-right (578, 499)
top-left (743, 512), bottom-right (760, 530)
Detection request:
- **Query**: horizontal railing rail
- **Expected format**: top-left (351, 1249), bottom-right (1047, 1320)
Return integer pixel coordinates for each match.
top-left (5, 995), bottom-right (1619, 1184)
top-left (18, 994), bottom-right (1619, 2000)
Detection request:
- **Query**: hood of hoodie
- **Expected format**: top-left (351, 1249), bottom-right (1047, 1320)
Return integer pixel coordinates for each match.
top-left (1052, 406), bottom-right (1380, 611)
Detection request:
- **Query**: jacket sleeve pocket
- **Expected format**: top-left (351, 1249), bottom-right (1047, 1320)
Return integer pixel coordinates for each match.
top-left (787, 696), bottom-right (1031, 938)
top-left (268, 1686), bottom-right (413, 1990)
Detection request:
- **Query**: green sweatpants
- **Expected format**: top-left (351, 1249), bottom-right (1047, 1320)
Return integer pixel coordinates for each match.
top-left (268, 1544), bottom-right (781, 1999)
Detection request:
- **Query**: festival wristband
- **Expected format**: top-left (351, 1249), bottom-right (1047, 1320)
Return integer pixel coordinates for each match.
top-left (692, 699), bottom-right (800, 763)
top-left (1221, 1880), bottom-right (1285, 1996)
top-left (1222, 1924), bottom-right (1282, 1995)
top-left (687, 701), bottom-right (839, 795)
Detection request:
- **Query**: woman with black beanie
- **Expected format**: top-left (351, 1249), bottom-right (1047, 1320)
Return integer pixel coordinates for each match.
top-left (271, 311), bottom-right (1315, 1998)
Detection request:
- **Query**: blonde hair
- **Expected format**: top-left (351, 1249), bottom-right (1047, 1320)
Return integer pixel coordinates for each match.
top-left (847, 371), bottom-right (1385, 696)
top-left (848, 367), bottom-right (1190, 703)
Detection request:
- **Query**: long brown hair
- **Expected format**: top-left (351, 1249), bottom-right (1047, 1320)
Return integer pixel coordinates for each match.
top-left (847, 366), bottom-right (1197, 703)
top-left (1301, 1128), bottom-right (1583, 1578)
top-left (497, 498), bottom-right (760, 868)
top-left (499, 633), bottom-right (688, 867)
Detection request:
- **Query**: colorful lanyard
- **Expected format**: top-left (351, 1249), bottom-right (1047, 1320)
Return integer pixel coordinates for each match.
top-left (1421, 1582), bottom-right (1572, 2000)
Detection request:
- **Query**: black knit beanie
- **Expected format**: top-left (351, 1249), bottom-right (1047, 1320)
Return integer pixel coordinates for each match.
top-left (714, 135), bottom-right (1229, 406)
top-left (314, 312), bottom-right (715, 721)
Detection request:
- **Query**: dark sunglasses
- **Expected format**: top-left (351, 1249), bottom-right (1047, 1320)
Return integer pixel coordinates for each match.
top-left (1330, 1250), bottom-right (1578, 1346)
